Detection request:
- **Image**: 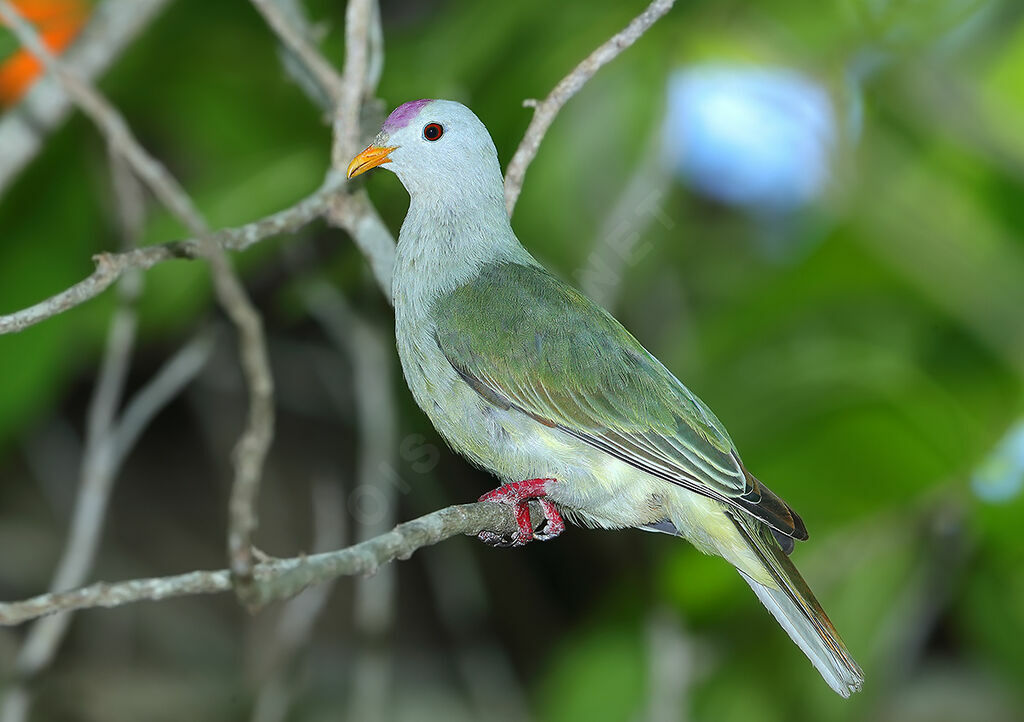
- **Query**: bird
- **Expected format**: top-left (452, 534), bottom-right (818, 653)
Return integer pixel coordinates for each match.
top-left (347, 98), bottom-right (864, 697)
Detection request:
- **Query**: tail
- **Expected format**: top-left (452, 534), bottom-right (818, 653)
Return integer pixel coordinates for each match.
top-left (730, 513), bottom-right (864, 697)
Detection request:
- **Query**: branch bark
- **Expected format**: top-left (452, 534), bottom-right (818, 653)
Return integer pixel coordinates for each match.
top-left (0, 0), bottom-right (173, 197)
top-left (249, 0), bottom-right (345, 105)
top-left (1, 151), bottom-right (146, 722)
top-left (0, 175), bottom-right (342, 335)
top-left (503, 0), bottom-right (675, 215)
top-left (0, 0), bottom-right (278, 607)
top-left (331, 0), bottom-right (376, 169)
top-left (0, 0), bottom-right (676, 656)
top-left (0, 502), bottom-right (543, 626)
top-left (304, 282), bottom-right (398, 722)
top-left (0, 0), bottom-right (206, 232)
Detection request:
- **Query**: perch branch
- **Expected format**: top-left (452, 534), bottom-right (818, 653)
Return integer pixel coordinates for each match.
top-left (0, 502), bottom-right (544, 626)
top-left (503, 0), bottom-right (675, 215)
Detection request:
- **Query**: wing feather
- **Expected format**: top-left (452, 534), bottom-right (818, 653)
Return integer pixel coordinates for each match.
top-left (433, 262), bottom-right (807, 541)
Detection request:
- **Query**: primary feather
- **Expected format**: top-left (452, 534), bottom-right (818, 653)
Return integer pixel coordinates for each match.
top-left (356, 98), bottom-right (863, 696)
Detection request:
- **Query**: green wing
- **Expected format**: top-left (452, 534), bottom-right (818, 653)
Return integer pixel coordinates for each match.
top-left (433, 261), bottom-right (807, 542)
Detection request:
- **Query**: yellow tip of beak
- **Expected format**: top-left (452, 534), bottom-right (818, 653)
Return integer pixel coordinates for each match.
top-left (347, 144), bottom-right (398, 179)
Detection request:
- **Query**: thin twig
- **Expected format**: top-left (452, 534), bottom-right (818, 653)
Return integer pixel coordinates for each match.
top-left (0, 0), bottom-right (279, 606)
top-left (331, 0), bottom-right (376, 170)
top-left (213, 245), bottom-right (275, 604)
top-left (108, 331), bottom-right (216, 472)
top-left (365, 0), bottom-right (385, 97)
top-left (0, 0), bottom-right (173, 197)
top-left (0, 0), bottom-right (206, 233)
top-left (253, 0), bottom-right (396, 299)
top-left (1, 151), bottom-right (146, 722)
top-left (0, 175), bottom-right (343, 336)
top-left (319, 0), bottom-right (397, 301)
top-left (2, 333), bottom-right (213, 709)
top-left (0, 0), bottom-right (396, 334)
top-left (304, 282), bottom-right (398, 722)
top-left (578, 124), bottom-right (670, 308)
top-left (0, 502), bottom-right (544, 626)
top-left (250, 0), bottom-right (345, 105)
top-left (502, 0), bottom-right (675, 215)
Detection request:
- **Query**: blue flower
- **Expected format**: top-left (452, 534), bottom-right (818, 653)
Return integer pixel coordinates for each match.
top-left (664, 65), bottom-right (836, 214)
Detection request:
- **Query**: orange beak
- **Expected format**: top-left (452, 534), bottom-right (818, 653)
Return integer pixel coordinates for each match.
top-left (347, 144), bottom-right (398, 179)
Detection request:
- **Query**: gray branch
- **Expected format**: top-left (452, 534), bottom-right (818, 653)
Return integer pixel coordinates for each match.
top-left (0, 502), bottom-right (543, 627)
top-left (0, 0), bottom-right (173, 197)
top-left (0, 175), bottom-right (342, 336)
top-left (250, 0), bottom-right (345, 105)
top-left (332, 0), bottom-right (377, 169)
top-left (0, 0), bottom-right (279, 608)
top-left (0, 0), bottom-right (206, 233)
top-left (1, 152), bottom-right (147, 722)
top-left (503, 0), bottom-right (675, 215)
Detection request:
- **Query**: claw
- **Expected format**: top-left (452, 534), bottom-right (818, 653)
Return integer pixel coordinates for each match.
top-left (477, 478), bottom-right (564, 547)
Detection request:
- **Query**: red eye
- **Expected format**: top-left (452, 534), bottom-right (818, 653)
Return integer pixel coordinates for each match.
top-left (423, 122), bottom-right (443, 141)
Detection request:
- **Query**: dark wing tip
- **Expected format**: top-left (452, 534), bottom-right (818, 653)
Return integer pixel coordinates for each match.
top-left (789, 505), bottom-right (809, 541)
top-left (738, 465), bottom-right (809, 543)
top-left (771, 528), bottom-right (797, 555)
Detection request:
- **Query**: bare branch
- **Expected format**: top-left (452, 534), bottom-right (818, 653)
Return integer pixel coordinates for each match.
top-left (578, 126), bottom-right (669, 308)
top-left (314, 0), bottom-right (397, 301)
top-left (0, 175), bottom-right (343, 336)
top-left (0, 0), bottom-right (279, 605)
top-left (502, 0), bottom-right (675, 215)
top-left (250, 0), bottom-right (345, 105)
top-left (0, 0), bottom-right (173, 197)
top-left (332, 0), bottom-right (377, 169)
top-left (0, 502), bottom-right (544, 627)
top-left (329, 188), bottom-right (396, 302)
top-left (0, 0), bottom-right (206, 234)
top-left (213, 253), bottom-right (275, 603)
top-left (4, 333), bottom-right (212, 695)
top-left (255, 0), bottom-right (396, 301)
top-left (1, 153), bottom-right (147, 722)
top-left (304, 282), bottom-right (398, 721)
top-left (109, 331), bottom-right (216, 470)
top-left (365, 0), bottom-right (385, 97)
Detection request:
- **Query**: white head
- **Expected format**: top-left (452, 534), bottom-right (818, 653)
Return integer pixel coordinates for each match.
top-left (347, 99), bottom-right (505, 211)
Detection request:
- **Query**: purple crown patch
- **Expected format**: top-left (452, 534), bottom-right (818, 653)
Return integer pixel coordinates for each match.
top-left (383, 99), bottom-right (433, 132)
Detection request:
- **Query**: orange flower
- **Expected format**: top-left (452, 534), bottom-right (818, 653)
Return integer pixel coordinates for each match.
top-left (0, 0), bottom-right (88, 107)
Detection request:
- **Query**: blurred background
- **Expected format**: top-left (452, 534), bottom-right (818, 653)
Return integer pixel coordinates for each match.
top-left (1, 0), bottom-right (1023, 720)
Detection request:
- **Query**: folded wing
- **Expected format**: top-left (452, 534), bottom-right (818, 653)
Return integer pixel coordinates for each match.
top-left (433, 261), bottom-right (807, 543)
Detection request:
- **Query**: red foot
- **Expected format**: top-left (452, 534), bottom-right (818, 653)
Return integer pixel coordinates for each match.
top-left (477, 478), bottom-right (565, 547)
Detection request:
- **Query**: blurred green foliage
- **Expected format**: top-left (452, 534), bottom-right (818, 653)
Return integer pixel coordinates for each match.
top-left (1, 0), bottom-right (1023, 720)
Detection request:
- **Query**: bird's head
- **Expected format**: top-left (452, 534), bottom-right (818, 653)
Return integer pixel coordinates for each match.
top-left (347, 99), bottom-right (504, 202)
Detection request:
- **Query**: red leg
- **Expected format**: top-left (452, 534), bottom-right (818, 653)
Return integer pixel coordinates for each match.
top-left (477, 478), bottom-right (565, 547)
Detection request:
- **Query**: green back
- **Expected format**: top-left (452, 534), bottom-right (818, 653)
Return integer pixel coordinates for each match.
top-left (432, 262), bottom-right (808, 540)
